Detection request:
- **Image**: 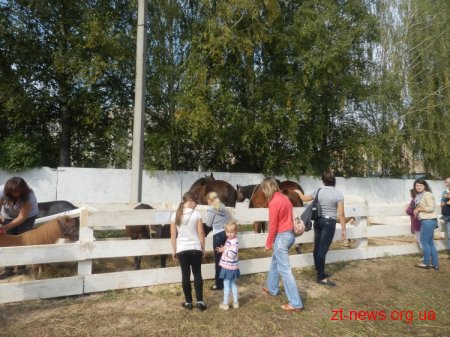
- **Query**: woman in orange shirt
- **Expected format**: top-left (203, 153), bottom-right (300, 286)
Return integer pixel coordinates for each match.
top-left (262, 177), bottom-right (303, 312)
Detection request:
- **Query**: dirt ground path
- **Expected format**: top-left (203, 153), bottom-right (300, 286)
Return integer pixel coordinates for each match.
top-left (1, 253), bottom-right (449, 337)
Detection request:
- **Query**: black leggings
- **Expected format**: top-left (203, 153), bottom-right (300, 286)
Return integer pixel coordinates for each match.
top-left (178, 250), bottom-right (203, 303)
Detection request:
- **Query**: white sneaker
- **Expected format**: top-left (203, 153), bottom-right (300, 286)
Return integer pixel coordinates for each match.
top-left (219, 303), bottom-right (229, 310)
top-left (233, 302), bottom-right (239, 309)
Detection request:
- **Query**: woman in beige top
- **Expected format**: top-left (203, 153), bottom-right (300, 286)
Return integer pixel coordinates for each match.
top-left (413, 179), bottom-right (439, 270)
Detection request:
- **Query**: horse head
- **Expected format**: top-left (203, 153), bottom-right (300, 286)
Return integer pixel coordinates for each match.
top-left (57, 216), bottom-right (79, 241)
top-left (236, 184), bottom-right (246, 202)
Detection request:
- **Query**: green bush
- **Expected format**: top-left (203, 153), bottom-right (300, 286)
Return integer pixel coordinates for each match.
top-left (0, 133), bottom-right (43, 171)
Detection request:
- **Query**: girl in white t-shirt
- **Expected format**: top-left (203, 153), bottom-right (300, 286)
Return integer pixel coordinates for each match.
top-left (170, 191), bottom-right (207, 311)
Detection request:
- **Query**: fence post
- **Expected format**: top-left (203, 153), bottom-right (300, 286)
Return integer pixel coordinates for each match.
top-left (354, 215), bottom-right (368, 248)
top-left (77, 208), bottom-right (94, 276)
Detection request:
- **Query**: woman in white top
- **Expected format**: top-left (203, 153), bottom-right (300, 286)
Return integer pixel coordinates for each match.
top-left (170, 191), bottom-right (207, 311)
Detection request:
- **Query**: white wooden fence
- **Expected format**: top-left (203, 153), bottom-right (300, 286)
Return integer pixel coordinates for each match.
top-left (0, 201), bottom-right (447, 304)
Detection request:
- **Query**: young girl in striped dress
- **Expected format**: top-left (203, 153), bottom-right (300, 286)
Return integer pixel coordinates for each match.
top-left (216, 220), bottom-right (240, 310)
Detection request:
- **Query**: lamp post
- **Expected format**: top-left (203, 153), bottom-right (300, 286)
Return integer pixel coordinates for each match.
top-left (130, 0), bottom-right (148, 203)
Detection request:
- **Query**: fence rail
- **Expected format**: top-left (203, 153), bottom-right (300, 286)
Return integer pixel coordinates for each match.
top-left (0, 202), bottom-right (447, 304)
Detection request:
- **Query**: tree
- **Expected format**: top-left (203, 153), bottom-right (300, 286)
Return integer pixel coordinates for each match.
top-left (0, 0), bottom-right (136, 169)
top-left (160, 0), bottom-right (378, 176)
top-left (401, 0), bottom-right (450, 177)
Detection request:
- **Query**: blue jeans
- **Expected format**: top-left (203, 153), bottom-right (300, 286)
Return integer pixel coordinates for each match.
top-left (266, 231), bottom-right (303, 309)
top-left (313, 217), bottom-right (336, 280)
top-left (223, 278), bottom-right (238, 305)
top-left (419, 219), bottom-right (439, 268)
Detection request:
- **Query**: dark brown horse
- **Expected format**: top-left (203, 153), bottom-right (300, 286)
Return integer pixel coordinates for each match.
top-left (125, 203), bottom-right (170, 269)
top-left (236, 180), bottom-right (304, 233)
top-left (189, 174), bottom-right (237, 237)
top-left (189, 173), bottom-right (237, 207)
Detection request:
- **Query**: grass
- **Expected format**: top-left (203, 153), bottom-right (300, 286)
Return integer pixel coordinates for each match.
top-left (1, 253), bottom-right (449, 337)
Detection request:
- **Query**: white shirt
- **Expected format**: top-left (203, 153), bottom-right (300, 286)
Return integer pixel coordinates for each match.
top-left (171, 208), bottom-right (203, 253)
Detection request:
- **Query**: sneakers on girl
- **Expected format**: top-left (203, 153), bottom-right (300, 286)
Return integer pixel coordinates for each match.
top-left (196, 301), bottom-right (207, 311)
top-left (182, 302), bottom-right (193, 310)
top-left (219, 303), bottom-right (229, 310)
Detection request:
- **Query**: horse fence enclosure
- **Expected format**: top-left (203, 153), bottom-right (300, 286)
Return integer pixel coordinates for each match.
top-left (0, 201), bottom-right (447, 304)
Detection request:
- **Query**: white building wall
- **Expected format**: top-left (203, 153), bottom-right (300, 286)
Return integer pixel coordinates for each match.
top-left (0, 167), bottom-right (446, 207)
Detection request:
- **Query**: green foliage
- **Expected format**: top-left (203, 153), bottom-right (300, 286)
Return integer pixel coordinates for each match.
top-left (1, 0), bottom-right (448, 178)
top-left (168, 0), bottom-right (379, 176)
top-left (0, 134), bottom-right (43, 171)
top-left (401, 0), bottom-right (450, 178)
top-left (0, 0), bottom-right (137, 169)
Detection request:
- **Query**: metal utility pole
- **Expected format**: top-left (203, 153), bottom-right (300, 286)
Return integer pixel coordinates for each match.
top-left (130, 0), bottom-right (148, 203)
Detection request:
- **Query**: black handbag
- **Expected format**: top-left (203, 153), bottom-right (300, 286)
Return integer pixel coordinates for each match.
top-left (300, 189), bottom-right (321, 231)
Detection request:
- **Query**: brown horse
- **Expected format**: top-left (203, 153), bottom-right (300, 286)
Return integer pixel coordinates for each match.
top-left (189, 173), bottom-right (237, 207)
top-left (279, 181), bottom-right (304, 207)
top-left (125, 203), bottom-right (170, 269)
top-left (189, 174), bottom-right (237, 237)
top-left (0, 216), bottom-right (78, 247)
top-left (236, 180), bottom-right (304, 233)
top-left (0, 216), bottom-right (78, 278)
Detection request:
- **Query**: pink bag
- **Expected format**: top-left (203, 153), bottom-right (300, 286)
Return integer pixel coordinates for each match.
top-left (406, 200), bottom-right (421, 233)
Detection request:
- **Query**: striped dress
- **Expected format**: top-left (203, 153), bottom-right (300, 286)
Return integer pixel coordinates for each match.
top-left (219, 237), bottom-right (240, 279)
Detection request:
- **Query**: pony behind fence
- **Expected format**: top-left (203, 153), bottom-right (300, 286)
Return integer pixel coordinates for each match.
top-left (0, 216), bottom-right (78, 278)
top-left (125, 203), bottom-right (170, 269)
top-left (0, 216), bottom-right (78, 247)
